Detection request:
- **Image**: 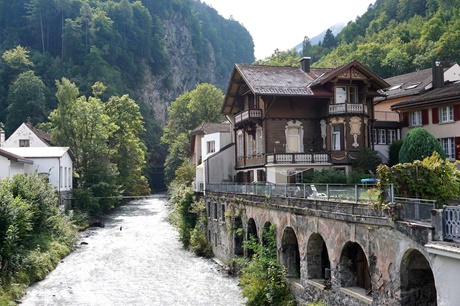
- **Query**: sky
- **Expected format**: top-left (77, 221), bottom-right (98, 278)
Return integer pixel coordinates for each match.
top-left (202, 0), bottom-right (377, 60)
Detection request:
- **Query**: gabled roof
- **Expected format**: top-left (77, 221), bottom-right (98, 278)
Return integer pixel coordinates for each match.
top-left (0, 148), bottom-right (33, 164)
top-left (191, 122), bottom-right (230, 136)
top-left (309, 60), bottom-right (389, 89)
top-left (25, 123), bottom-right (52, 146)
top-left (222, 60), bottom-right (389, 114)
top-left (1, 147), bottom-right (75, 161)
top-left (392, 81), bottom-right (460, 110)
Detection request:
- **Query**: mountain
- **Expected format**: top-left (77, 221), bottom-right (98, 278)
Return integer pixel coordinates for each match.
top-left (0, 0), bottom-right (255, 126)
top-left (315, 0), bottom-right (460, 78)
top-left (294, 23), bottom-right (346, 53)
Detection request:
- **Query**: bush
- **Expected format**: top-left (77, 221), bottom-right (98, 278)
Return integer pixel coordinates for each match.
top-left (378, 151), bottom-right (460, 205)
top-left (388, 139), bottom-right (403, 166)
top-left (352, 148), bottom-right (382, 174)
top-left (304, 169), bottom-right (347, 184)
top-left (239, 225), bottom-right (295, 306)
top-left (399, 128), bottom-right (445, 163)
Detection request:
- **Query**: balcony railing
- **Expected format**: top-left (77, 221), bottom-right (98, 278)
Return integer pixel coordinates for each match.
top-left (395, 197), bottom-right (436, 223)
top-left (235, 109), bottom-right (262, 124)
top-left (374, 111), bottom-right (400, 122)
top-left (444, 206), bottom-right (460, 241)
top-left (266, 153), bottom-right (330, 164)
top-left (329, 103), bottom-right (367, 115)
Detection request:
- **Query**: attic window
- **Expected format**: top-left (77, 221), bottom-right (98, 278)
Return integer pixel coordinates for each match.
top-left (388, 84), bottom-right (403, 91)
top-left (405, 82), bottom-right (421, 90)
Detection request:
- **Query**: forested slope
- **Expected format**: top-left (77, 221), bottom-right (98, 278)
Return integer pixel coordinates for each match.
top-left (315, 0), bottom-right (460, 78)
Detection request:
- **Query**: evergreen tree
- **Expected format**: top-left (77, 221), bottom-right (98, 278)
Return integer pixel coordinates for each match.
top-left (399, 128), bottom-right (445, 163)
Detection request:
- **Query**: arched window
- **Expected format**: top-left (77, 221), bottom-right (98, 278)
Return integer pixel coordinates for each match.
top-left (285, 120), bottom-right (304, 153)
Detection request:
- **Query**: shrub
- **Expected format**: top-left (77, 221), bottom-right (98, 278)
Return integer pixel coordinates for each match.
top-left (304, 169), bottom-right (347, 184)
top-left (352, 147), bottom-right (382, 174)
top-left (399, 128), bottom-right (445, 163)
top-left (388, 139), bottom-right (403, 166)
top-left (239, 225), bottom-right (295, 306)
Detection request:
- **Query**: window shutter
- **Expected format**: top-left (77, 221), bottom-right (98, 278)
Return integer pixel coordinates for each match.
top-left (432, 107), bottom-right (439, 124)
top-left (456, 137), bottom-right (460, 160)
top-left (402, 113), bottom-right (409, 127)
top-left (340, 124), bottom-right (345, 150)
top-left (422, 109), bottom-right (429, 125)
top-left (454, 105), bottom-right (460, 121)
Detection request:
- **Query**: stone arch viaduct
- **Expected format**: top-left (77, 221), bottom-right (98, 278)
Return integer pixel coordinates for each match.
top-left (206, 192), bottom-right (439, 306)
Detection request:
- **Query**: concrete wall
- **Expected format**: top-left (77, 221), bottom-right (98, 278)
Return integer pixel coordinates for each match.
top-left (205, 144), bottom-right (235, 185)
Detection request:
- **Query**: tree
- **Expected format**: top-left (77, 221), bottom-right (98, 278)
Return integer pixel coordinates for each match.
top-left (162, 83), bottom-right (224, 183)
top-left (6, 71), bottom-right (46, 133)
top-left (301, 36), bottom-right (312, 57)
top-left (105, 92), bottom-right (150, 195)
top-left (351, 148), bottom-right (382, 174)
top-left (388, 139), bottom-right (404, 166)
top-left (322, 29), bottom-right (337, 49)
top-left (399, 128), bottom-right (445, 163)
top-left (254, 49), bottom-right (300, 67)
top-left (2, 46), bottom-right (34, 72)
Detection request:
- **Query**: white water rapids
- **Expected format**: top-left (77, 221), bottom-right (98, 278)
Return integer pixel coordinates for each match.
top-left (21, 196), bottom-right (245, 306)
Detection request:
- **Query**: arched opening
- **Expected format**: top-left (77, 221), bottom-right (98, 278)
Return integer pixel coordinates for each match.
top-left (400, 249), bottom-right (437, 305)
top-left (246, 218), bottom-right (258, 258)
top-left (234, 216), bottom-right (244, 256)
top-left (306, 233), bottom-right (331, 280)
top-left (281, 227), bottom-right (300, 278)
top-left (339, 242), bottom-right (371, 293)
top-left (262, 221), bottom-right (272, 246)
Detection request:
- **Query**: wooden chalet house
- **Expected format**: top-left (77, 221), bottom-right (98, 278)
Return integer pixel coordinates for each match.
top-left (222, 58), bottom-right (389, 184)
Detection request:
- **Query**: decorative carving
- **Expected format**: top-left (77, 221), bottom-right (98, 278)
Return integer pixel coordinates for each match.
top-left (349, 116), bottom-right (361, 148)
top-left (338, 68), bottom-right (366, 80)
top-left (320, 119), bottom-right (327, 149)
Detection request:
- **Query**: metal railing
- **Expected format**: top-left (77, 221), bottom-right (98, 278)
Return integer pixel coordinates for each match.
top-left (395, 197), bottom-right (436, 223)
top-left (206, 182), bottom-right (393, 204)
top-left (444, 206), bottom-right (460, 241)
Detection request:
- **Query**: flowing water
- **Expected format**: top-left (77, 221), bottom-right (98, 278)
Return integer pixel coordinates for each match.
top-left (21, 196), bottom-right (245, 306)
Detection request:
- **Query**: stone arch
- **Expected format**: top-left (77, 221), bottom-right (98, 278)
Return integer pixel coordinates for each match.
top-left (234, 215), bottom-right (244, 256)
top-left (306, 233), bottom-right (331, 279)
top-left (246, 218), bottom-right (258, 258)
top-left (262, 221), bottom-right (272, 246)
top-left (281, 226), bottom-right (300, 278)
top-left (400, 249), bottom-right (437, 305)
top-left (338, 242), bottom-right (371, 292)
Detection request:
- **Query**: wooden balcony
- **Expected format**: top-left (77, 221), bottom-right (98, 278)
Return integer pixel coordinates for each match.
top-left (266, 153), bottom-right (330, 164)
top-left (234, 109), bottom-right (262, 125)
top-left (328, 103), bottom-right (367, 115)
top-left (374, 111), bottom-right (400, 122)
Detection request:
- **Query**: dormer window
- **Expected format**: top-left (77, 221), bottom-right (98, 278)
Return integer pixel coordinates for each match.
top-left (405, 82), bottom-right (421, 90)
top-left (388, 84), bottom-right (403, 91)
top-left (19, 139), bottom-right (30, 147)
top-left (335, 86), bottom-right (358, 104)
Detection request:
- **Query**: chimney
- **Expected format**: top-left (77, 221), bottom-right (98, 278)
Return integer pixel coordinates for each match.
top-left (432, 61), bottom-right (444, 89)
top-left (300, 57), bottom-right (311, 73)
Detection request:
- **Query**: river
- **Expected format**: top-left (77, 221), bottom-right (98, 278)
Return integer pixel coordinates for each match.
top-left (20, 196), bottom-right (245, 306)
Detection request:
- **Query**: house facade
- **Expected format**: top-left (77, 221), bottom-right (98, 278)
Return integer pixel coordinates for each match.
top-left (190, 122), bottom-right (234, 192)
top-left (1, 122), bottom-right (52, 148)
top-left (374, 62), bottom-right (460, 162)
top-left (0, 147), bottom-right (74, 208)
top-left (221, 58), bottom-right (389, 184)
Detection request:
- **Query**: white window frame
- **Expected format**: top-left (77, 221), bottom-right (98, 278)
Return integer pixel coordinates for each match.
top-left (247, 134), bottom-right (253, 157)
top-left (237, 131), bottom-right (244, 158)
top-left (409, 111), bottom-right (422, 127)
top-left (207, 140), bottom-right (215, 154)
top-left (388, 130), bottom-right (396, 144)
top-left (439, 106), bottom-right (454, 123)
top-left (332, 125), bottom-right (341, 151)
top-left (335, 86), bottom-right (358, 104)
top-left (440, 137), bottom-right (455, 160)
top-left (19, 139), bottom-right (30, 147)
top-left (378, 129), bottom-right (386, 144)
top-left (285, 120), bottom-right (304, 153)
top-left (256, 126), bottom-right (263, 155)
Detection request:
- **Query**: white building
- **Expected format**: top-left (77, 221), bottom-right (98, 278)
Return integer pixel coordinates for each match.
top-left (1, 122), bottom-right (52, 148)
top-left (0, 147), bottom-right (75, 208)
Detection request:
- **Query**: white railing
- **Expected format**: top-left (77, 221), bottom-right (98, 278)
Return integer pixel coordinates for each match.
top-left (266, 153), bottom-right (330, 164)
top-left (374, 111), bottom-right (400, 122)
top-left (329, 104), bottom-right (367, 115)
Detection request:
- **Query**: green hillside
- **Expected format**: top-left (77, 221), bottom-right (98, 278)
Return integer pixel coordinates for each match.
top-left (316, 0), bottom-right (460, 78)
